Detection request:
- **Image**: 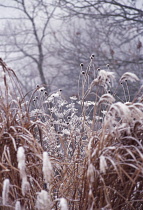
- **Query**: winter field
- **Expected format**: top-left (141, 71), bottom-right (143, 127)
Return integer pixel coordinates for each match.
top-left (1, 57), bottom-right (143, 210)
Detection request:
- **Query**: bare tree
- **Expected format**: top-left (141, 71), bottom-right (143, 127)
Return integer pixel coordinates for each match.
top-left (0, 0), bottom-right (59, 92)
top-left (58, 0), bottom-right (143, 65)
top-left (59, 0), bottom-right (143, 23)
top-left (54, 0), bottom-right (143, 98)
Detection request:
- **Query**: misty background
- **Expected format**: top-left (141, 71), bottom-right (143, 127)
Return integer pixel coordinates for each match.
top-left (0, 0), bottom-right (143, 99)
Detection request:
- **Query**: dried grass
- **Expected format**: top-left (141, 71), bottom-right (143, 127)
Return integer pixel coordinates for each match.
top-left (0, 58), bottom-right (143, 209)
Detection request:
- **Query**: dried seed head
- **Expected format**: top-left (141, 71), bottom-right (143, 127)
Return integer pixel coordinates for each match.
top-left (21, 178), bottom-right (30, 196)
top-left (87, 163), bottom-right (95, 182)
top-left (36, 190), bottom-right (51, 210)
top-left (42, 152), bottom-right (53, 183)
top-left (90, 54), bottom-right (95, 59)
top-left (127, 103), bottom-right (143, 120)
top-left (120, 72), bottom-right (139, 83)
top-left (106, 102), bottom-right (131, 124)
top-left (17, 147), bottom-right (29, 196)
top-left (100, 155), bottom-right (107, 174)
top-left (94, 69), bottom-right (116, 88)
top-left (2, 179), bottom-right (10, 205)
top-left (38, 87), bottom-right (45, 92)
top-left (15, 201), bottom-right (21, 210)
top-left (17, 147), bottom-right (26, 178)
top-left (60, 198), bottom-right (68, 210)
top-left (98, 93), bottom-right (115, 104)
top-left (88, 189), bottom-right (93, 197)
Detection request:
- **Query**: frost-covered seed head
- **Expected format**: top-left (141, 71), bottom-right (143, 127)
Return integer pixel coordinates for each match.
top-left (42, 152), bottom-right (53, 183)
top-left (87, 163), bottom-right (95, 182)
top-left (15, 201), bottom-right (21, 210)
top-left (89, 189), bottom-right (93, 197)
top-left (36, 190), bottom-right (51, 210)
top-left (98, 93), bottom-right (115, 104)
top-left (38, 87), bottom-right (45, 92)
top-left (2, 179), bottom-right (10, 205)
top-left (120, 72), bottom-right (139, 82)
top-left (100, 155), bottom-right (107, 174)
top-left (91, 70), bottom-right (116, 88)
top-left (60, 198), bottom-right (68, 210)
top-left (17, 147), bottom-right (26, 179)
top-left (90, 54), bottom-right (95, 59)
top-left (21, 178), bottom-right (30, 196)
top-left (17, 147), bottom-right (25, 163)
top-left (106, 102), bottom-right (131, 124)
